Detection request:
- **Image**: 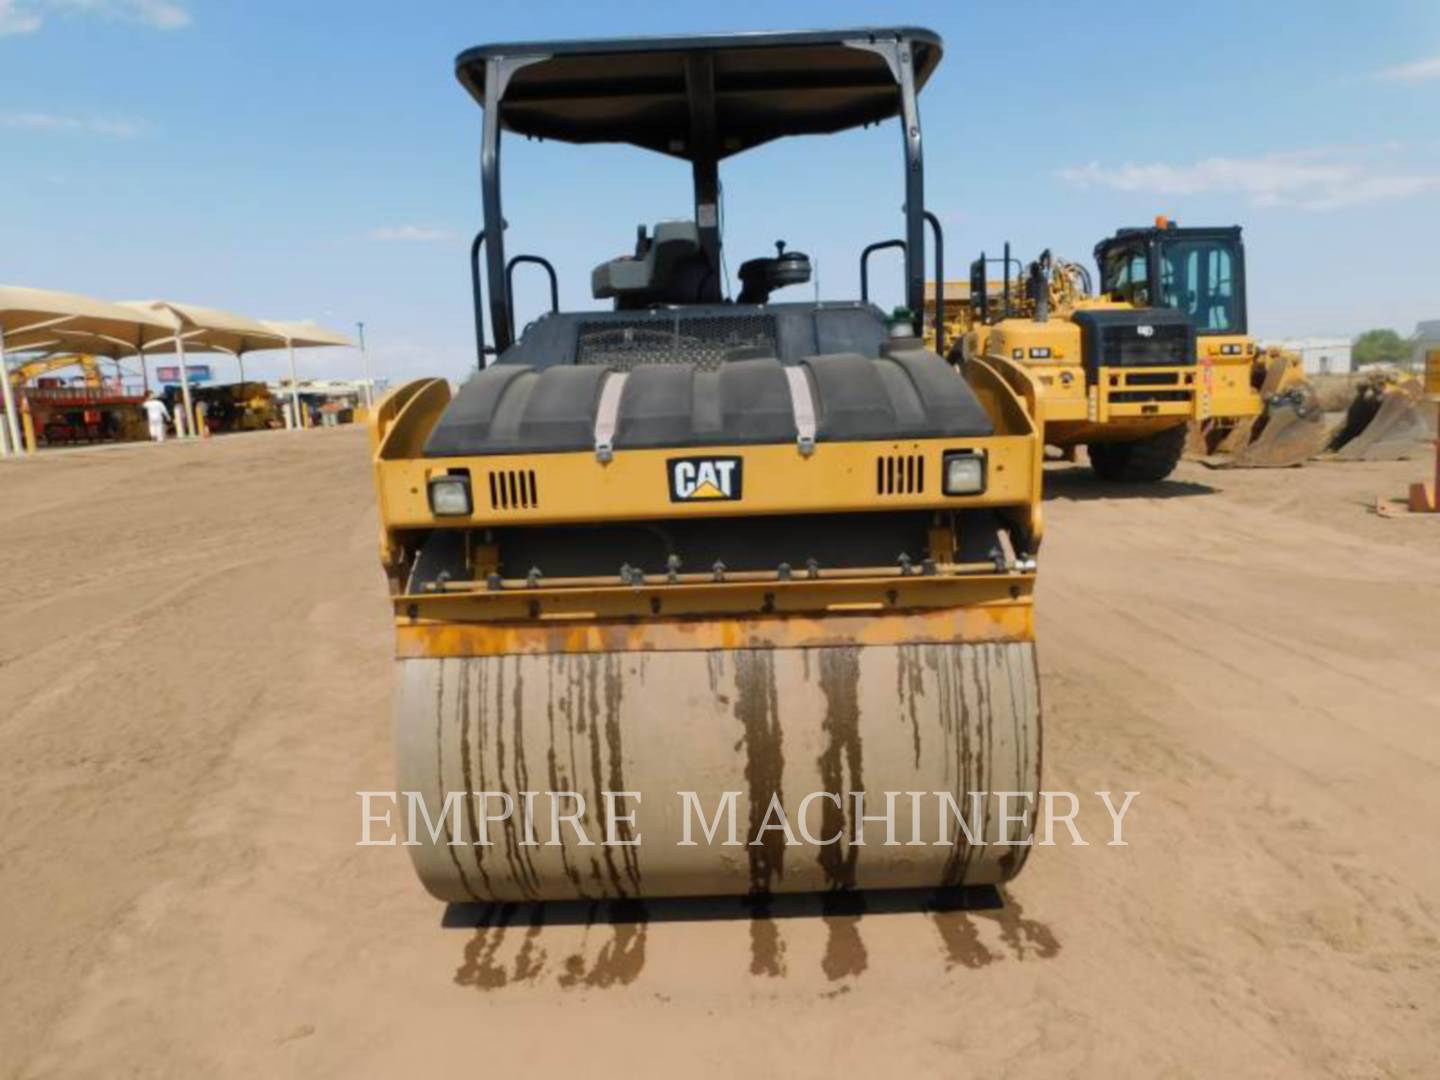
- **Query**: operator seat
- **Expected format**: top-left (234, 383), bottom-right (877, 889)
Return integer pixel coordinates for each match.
top-left (592, 220), bottom-right (717, 309)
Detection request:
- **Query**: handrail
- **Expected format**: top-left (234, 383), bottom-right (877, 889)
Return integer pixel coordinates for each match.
top-left (469, 230), bottom-right (489, 368)
top-left (923, 211), bottom-right (944, 356)
top-left (860, 238), bottom-right (907, 306)
top-left (505, 254), bottom-right (560, 339)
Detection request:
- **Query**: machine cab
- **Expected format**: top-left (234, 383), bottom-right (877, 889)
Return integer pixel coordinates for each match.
top-left (1095, 223), bottom-right (1248, 337)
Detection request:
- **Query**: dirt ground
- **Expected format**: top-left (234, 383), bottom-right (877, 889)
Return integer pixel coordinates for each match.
top-left (1, 427), bottom-right (1437, 1078)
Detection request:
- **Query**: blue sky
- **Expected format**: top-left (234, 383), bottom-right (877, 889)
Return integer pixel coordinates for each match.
top-left (2, 0), bottom-right (1438, 386)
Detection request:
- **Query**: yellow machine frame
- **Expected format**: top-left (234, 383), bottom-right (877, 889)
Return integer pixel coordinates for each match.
top-left (371, 356), bottom-right (1044, 657)
top-left (927, 281), bottom-right (1262, 451)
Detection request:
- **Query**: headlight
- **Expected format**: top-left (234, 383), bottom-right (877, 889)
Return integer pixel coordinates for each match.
top-left (428, 473), bottom-right (473, 517)
top-left (942, 450), bottom-right (987, 495)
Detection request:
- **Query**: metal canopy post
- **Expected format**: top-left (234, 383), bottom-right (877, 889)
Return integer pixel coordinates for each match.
top-left (896, 40), bottom-right (927, 321)
top-left (0, 313), bottom-right (87, 455)
top-left (287, 338), bottom-right (302, 430)
top-left (0, 324), bottom-right (22, 455)
top-left (136, 326), bottom-right (150, 395)
top-left (685, 53), bottom-right (723, 300)
top-left (174, 329), bottom-right (194, 438)
top-left (481, 60), bottom-right (512, 354)
top-left (357, 320), bottom-right (374, 407)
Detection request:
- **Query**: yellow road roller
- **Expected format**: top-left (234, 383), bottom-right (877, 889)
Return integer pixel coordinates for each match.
top-left (370, 29), bottom-right (1044, 903)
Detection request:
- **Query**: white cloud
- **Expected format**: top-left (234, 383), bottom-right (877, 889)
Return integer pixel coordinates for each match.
top-left (0, 0), bottom-right (188, 35)
top-left (1375, 54), bottom-right (1440, 83)
top-left (0, 0), bottom-right (42, 34)
top-left (368, 225), bottom-right (458, 243)
top-left (121, 0), bottom-right (188, 28)
top-left (0, 110), bottom-right (140, 137)
top-left (1057, 151), bottom-right (1440, 212)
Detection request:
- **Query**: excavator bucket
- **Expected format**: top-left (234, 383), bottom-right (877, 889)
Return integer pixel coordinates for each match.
top-left (1183, 421), bottom-right (1212, 457)
top-left (1187, 416), bottom-right (1260, 458)
top-left (1195, 354), bottom-right (1328, 468)
top-left (1330, 378), bottom-right (1435, 461)
top-left (1227, 383), bottom-right (1330, 467)
top-left (1211, 417), bottom-right (1258, 454)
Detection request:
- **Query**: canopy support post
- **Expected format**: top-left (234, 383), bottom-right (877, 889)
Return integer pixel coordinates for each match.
top-left (288, 338), bottom-right (301, 431)
top-left (175, 332), bottom-right (194, 438)
top-left (897, 41), bottom-right (927, 321)
top-left (357, 320), bottom-right (374, 408)
top-left (0, 324), bottom-right (23, 455)
top-left (481, 60), bottom-right (512, 353)
top-left (685, 53), bottom-right (723, 301)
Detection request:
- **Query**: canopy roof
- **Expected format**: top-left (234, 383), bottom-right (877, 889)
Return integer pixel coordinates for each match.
top-left (0, 285), bottom-right (175, 355)
top-left (120, 300), bottom-right (291, 356)
top-left (455, 27), bottom-right (942, 159)
top-left (260, 320), bottom-right (355, 349)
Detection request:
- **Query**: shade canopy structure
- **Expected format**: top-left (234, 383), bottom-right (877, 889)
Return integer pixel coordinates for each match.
top-left (260, 320), bottom-right (354, 350)
top-left (0, 288), bottom-right (359, 451)
top-left (120, 299), bottom-right (296, 435)
top-left (121, 299), bottom-right (288, 357)
top-left (260, 320), bottom-right (358, 430)
top-left (0, 286), bottom-right (176, 454)
top-left (1, 286), bottom-right (176, 352)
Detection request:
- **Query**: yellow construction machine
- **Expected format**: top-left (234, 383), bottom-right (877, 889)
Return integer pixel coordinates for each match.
top-left (1087, 227), bottom-right (1431, 466)
top-left (926, 221), bottom-right (1326, 477)
top-left (7, 352), bottom-right (148, 446)
top-left (371, 29), bottom-right (1045, 903)
top-left (9, 352), bottom-right (107, 389)
top-left (162, 381), bottom-right (280, 433)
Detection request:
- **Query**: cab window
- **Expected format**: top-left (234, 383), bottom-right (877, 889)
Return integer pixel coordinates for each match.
top-left (1102, 245), bottom-right (1150, 306)
top-left (1159, 240), bottom-right (1237, 332)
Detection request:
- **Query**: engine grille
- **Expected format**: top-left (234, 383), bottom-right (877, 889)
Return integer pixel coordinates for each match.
top-left (488, 468), bottom-right (538, 510)
top-left (1098, 322), bottom-right (1192, 367)
top-left (1110, 391), bottom-right (1192, 403)
top-left (575, 314), bottom-right (778, 371)
top-left (876, 453), bottom-right (925, 495)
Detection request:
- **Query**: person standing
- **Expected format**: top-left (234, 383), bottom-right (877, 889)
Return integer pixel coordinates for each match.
top-left (141, 393), bottom-right (170, 443)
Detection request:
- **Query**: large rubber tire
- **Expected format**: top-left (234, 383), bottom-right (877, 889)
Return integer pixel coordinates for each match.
top-left (1088, 425), bottom-right (1187, 483)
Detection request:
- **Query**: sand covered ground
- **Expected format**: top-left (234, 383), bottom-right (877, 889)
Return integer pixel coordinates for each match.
top-left (1, 427), bottom-right (1436, 1078)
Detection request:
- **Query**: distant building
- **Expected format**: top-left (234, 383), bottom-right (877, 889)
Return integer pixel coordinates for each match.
top-left (1414, 320), bottom-right (1440, 368)
top-left (1271, 337), bottom-right (1353, 375)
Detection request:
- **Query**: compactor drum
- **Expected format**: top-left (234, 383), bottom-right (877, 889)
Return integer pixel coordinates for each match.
top-left (397, 640), bottom-right (1039, 902)
top-left (371, 30), bottom-right (1045, 903)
